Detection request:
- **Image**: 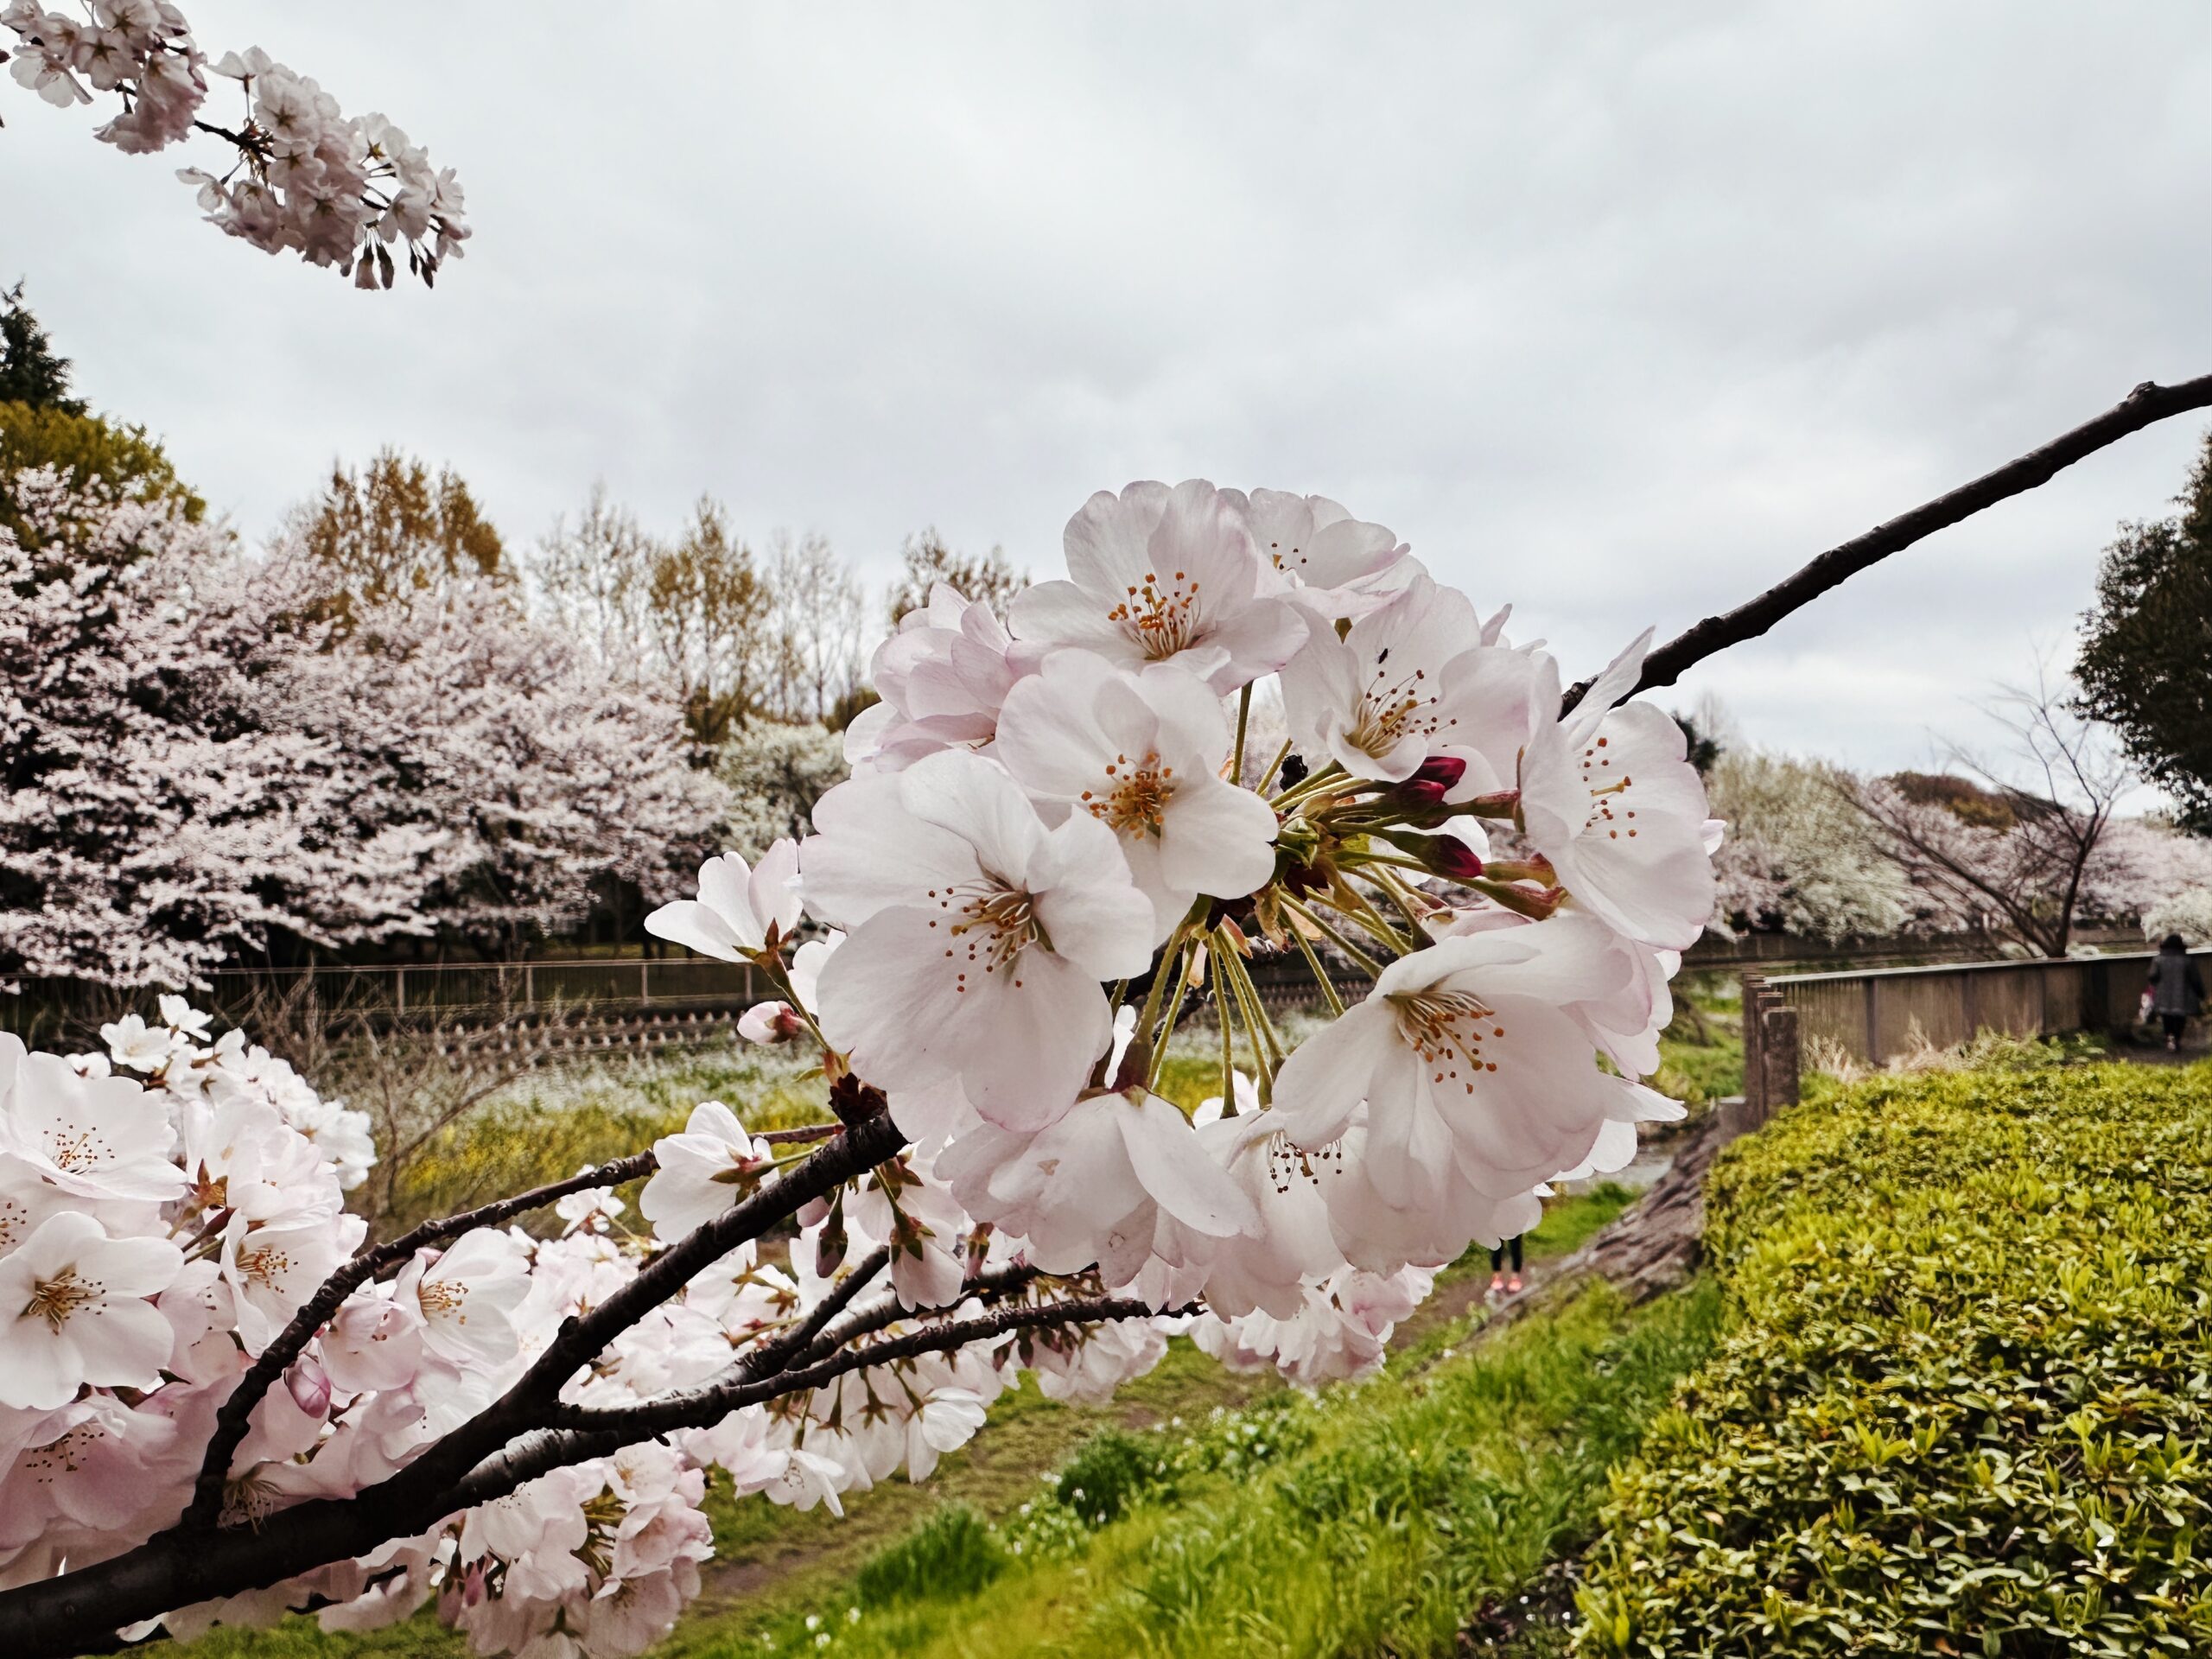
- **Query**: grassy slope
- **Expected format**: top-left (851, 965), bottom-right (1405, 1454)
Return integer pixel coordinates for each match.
top-left (702, 1278), bottom-right (1723, 1659)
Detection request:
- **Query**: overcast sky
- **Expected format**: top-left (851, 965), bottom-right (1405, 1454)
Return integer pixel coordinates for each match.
top-left (9, 3), bottom-right (2211, 782)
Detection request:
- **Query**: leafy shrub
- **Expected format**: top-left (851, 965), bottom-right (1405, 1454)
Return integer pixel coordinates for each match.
top-left (856, 1504), bottom-right (1005, 1607)
top-left (1054, 1427), bottom-right (1177, 1525)
top-left (1574, 1061), bottom-right (2212, 1656)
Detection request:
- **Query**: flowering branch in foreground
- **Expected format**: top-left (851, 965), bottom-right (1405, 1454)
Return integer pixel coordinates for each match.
top-left (3, 2), bottom-right (467, 287)
top-left (5, 424), bottom-right (2200, 1656)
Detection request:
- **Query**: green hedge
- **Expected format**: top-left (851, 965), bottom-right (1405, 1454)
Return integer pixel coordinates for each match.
top-left (1574, 1062), bottom-right (2212, 1657)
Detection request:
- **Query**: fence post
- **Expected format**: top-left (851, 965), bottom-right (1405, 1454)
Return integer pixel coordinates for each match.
top-left (639, 958), bottom-right (651, 1006)
top-left (1761, 1004), bottom-right (1800, 1115)
top-left (395, 968), bottom-right (405, 1018)
top-left (524, 962), bottom-right (535, 1013)
top-left (1740, 973), bottom-right (1766, 1119)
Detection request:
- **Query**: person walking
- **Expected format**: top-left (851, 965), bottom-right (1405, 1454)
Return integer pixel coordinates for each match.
top-left (2147, 934), bottom-right (2205, 1053)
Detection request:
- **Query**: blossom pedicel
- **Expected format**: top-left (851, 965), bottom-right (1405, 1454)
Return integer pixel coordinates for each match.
top-left (0, 480), bottom-right (1716, 1656)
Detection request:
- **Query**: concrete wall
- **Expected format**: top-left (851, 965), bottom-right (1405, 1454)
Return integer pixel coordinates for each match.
top-left (1772, 949), bottom-right (2210, 1065)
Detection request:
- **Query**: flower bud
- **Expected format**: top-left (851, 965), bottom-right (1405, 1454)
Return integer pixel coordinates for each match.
top-left (1398, 833), bottom-right (1485, 882)
top-left (1411, 754), bottom-right (1467, 791)
top-left (285, 1355), bottom-right (333, 1418)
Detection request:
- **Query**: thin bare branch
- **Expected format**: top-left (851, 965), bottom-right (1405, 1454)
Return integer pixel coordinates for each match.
top-left (1562, 372), bottom-right (2212, 712)
top-left (543, 1293), bottom-right (1179, 1441)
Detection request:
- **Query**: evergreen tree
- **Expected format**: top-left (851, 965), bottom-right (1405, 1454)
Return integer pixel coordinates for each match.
top-left (0, 282), bottom-right (87, 414)
top-left (2075, 432), bottom-right (2212, 830)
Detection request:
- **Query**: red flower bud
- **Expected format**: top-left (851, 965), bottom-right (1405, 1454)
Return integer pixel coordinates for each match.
top-left (1411, 754), bottom-right (1467, 791)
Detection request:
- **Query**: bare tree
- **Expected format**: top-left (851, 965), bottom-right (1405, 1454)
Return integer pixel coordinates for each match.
top-left (532, 490), bottom-right (778, 744)
top-left (1853, 658), bottom-right (2135, 957)
top-left (766, 529), bottom-right (866, 722)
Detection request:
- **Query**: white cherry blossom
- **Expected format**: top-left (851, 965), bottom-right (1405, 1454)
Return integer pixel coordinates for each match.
top-left (639, 1103), bottom-right (775, 1243)
top-left (0, 1036), bottom-right (185, 1205)
top-left (842, 582), bottom-right (1043, 774)
top-left (939, 1087), bottom-right (1262, 1287)
top-left (1227, 487), bottom-right (1413, 620)
top-left (397, 1230), bottom-right (532, 1369)
top-left (995, 650), bottom-right (1280, 941)
top-left (1270, 925), bottom-right (1638, 1211)
top-left (1009, 480), bottom-right (1308, 694)
top-left (804, 751), bottom-right (1154, 1129)
top-left (1518, 642), bottom-right (1718, 950)
top-left (645, 843), bottom-right (803, 961)
top-left (0, 1211), bottom-right (184, 1409)
top-left (1278, 571), bottom-right (1538, 791)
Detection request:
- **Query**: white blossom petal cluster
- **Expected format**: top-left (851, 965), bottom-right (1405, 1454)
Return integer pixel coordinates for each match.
top-left (2, 2), bottom-right (466, 287)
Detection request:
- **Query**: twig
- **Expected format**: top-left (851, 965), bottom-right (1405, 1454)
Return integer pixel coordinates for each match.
top-left (180, 1147), bottom-right (658, 1529)
top-left (1560, 372), bottom-right (2212, 712)
top-left (542, 1294), bottom-right (1179, 1440)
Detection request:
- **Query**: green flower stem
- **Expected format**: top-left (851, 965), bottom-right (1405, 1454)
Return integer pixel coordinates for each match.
top-left (1144, 941), bottom-right (1195, 1093)
top-left (1279, 895), bottom-right (1387, 978)
top-left (1291, 923), bottom-right (1347, 1018)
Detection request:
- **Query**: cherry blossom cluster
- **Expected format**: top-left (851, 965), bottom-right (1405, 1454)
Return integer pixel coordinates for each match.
top-left (670, 477), bottom-right (1719, 1363)
top-left (1, 2), bottom-right (466, 287)
top-left (0, 1005), bottom-right (1188, 1656)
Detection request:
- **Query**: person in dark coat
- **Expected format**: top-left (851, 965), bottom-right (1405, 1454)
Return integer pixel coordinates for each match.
top-left (2147, 933), bottom-right (2206, 1052)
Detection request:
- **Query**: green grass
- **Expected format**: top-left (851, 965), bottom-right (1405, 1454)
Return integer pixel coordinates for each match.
top-left (677, 1279), bottom-right (1722, 1659)
top-left (385, 1044), bottom-right (837, 1229)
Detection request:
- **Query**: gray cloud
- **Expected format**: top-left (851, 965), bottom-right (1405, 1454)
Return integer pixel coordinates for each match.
top-left (6, 1), bottom-right (2209, 776)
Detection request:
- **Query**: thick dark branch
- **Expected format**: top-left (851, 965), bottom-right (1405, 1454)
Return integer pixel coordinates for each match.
top-left (751, 1243), bottom-right (890, 1374)
top-left (1561, 372), bottom-right (2212, 712)
top-left (181, 1148), bottom-right (659, 1528)
top-left (543, 1293), bottom-right (1177, 1441)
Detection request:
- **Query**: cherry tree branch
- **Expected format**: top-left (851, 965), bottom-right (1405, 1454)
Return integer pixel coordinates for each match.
top-left (181, 1147), bottom-right (661, 1529)
top-left (541, 1292), bottom-right (1176, 1441)
top-left (0, 1117), bottom-right (906, 1658)
top-left (1560, 372), bottom-right (2212, 713)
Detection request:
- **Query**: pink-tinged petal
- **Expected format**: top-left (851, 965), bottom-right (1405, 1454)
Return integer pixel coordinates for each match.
top-left (815, 908), bottom-right (977, 1096)
top-left (1271, 1001), bottom-right (1397, 1149)
top-left (1135, 661), bottom-right (1233, 760)
top-left (1560, 627), bottom-right (1655, 747)
top-left (88, 1233), bottom-right (186, 1300)
top-left (695, 853), bottom-right (760, 941)
top-left (1157, 775), bottom-right (1278, 899)
top-left (952, 950), bottom-right (1112, 1131)
top-left (0, 1328), bottom-right (78, 1410)
top-left (803, 773), bottom-right (979, 929)
top-left (748, 838), bottom-right (804, 938)
top-left (899, 751), bottom-right (1047, 887)
top-left (644, 899), bottom-right (748, 963)
top-left (1119, 1094), bottom-right (1262, 1238)
top-left (1008, 578), bottom-right (1132, 658)
top-left (995, 652), bottom-right (1123, 801)
top-left (1028, 817), bottom-right (1155, 978)
top-left (64, 1296), bottom-right (175, 1392)
top-left (1198, 595), bottom-right (1309, 691)
top-left (1060, 481), bottom-right (1172, 593)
